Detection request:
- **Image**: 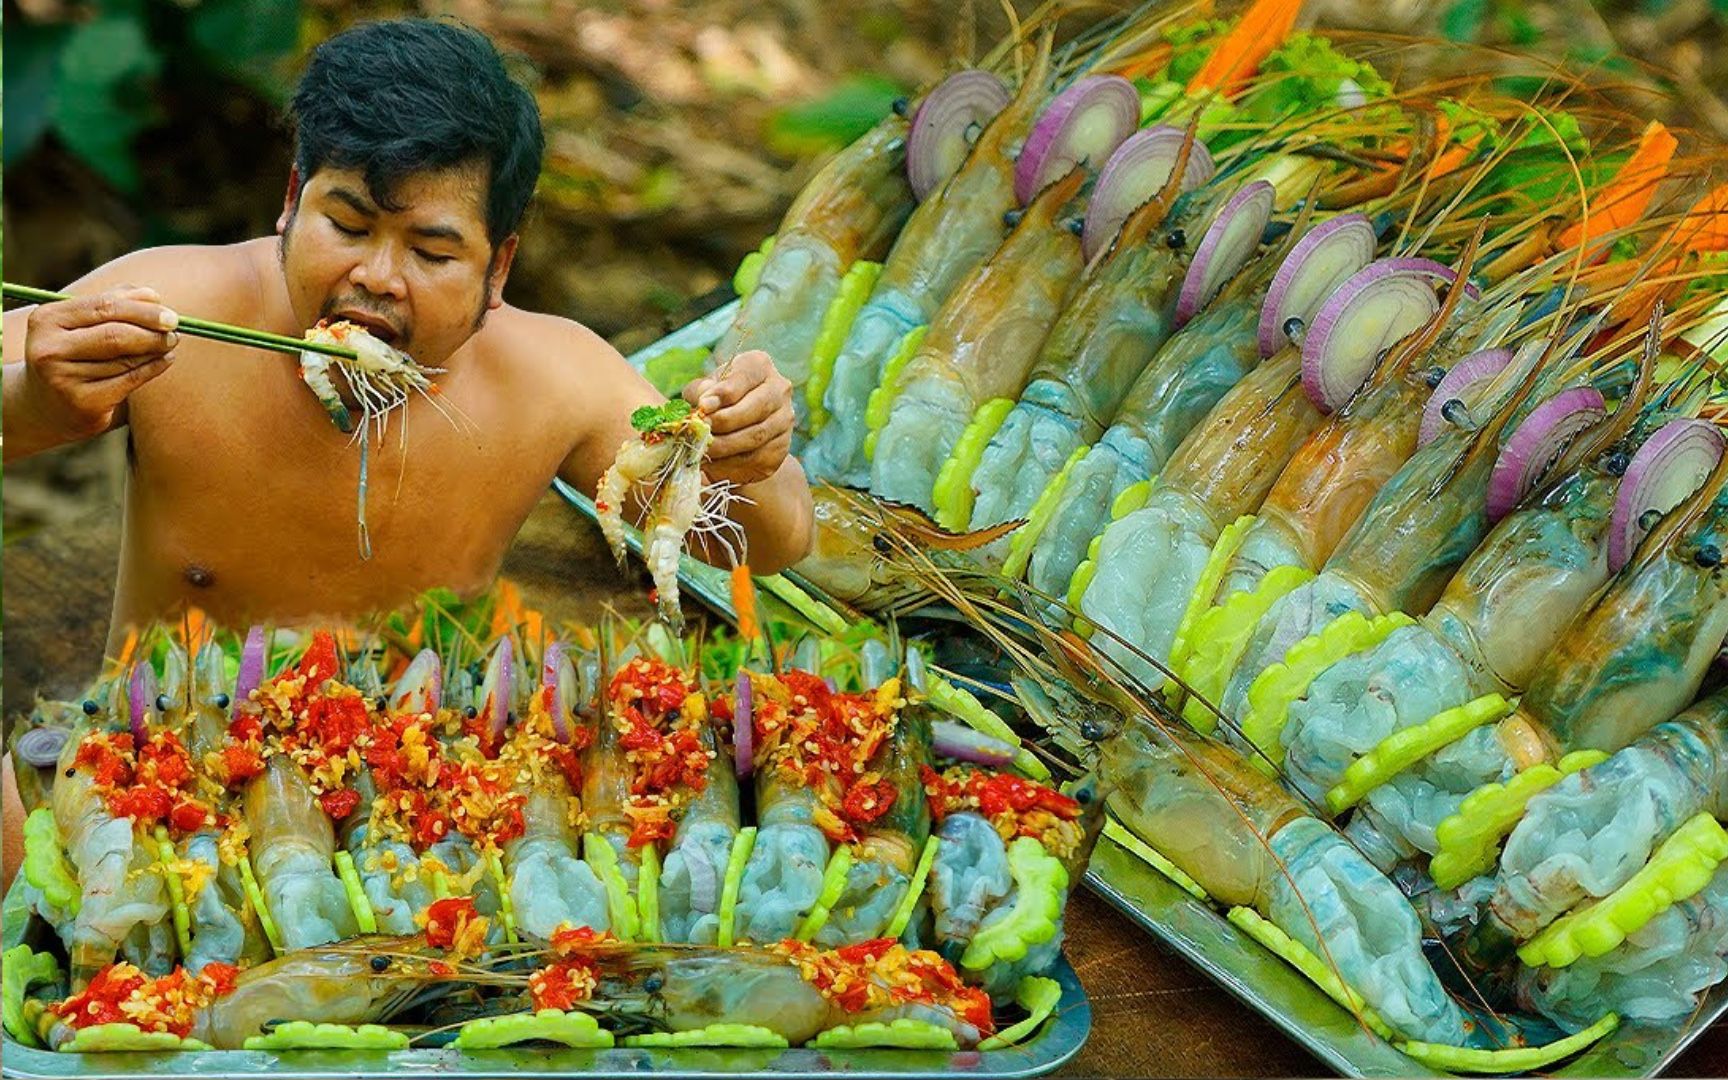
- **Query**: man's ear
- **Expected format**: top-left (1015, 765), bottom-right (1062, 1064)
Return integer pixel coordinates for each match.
top-left (488, 235), bottom-right (520, 309)
top-left (276, 166), bottom-right (303, 235)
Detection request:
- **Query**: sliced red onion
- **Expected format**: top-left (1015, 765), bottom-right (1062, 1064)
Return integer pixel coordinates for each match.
top-left (128, 662), bottom-right (157, 742)
top-left (1257, 214), bottom-right (1376, 357)
top-left (734, 672), bottom-right (755, 779)
top-left (1487, 388), bottom-right (1609, 521)
top-left (1176, 180), bottom-right (1276, 328)
top-left (932, 719), bottom-right (1017, 766)
top-left (1080, 126), bottom-right (1214, 261)
top-left (17, 726), bottom-right (71, 769)
top-left (389, 649), bottom-right (443, 717)
top-left (542, 642), bottom-right (578, 743)
top-left (233, 627), bottom-right (267, 721)
top-left (1609, 419), bottom-right (1726, 571)
top-left (479, 638), bottom-right (515, 742)
top-left (1301, 260), bottom-right (1449, 413)
top-left (1419, 348), bottom-right (1515, 446)
top-left (1012, 75), bottom-right (1140, 205)
top-left (907, 70), bottom-right (1011, 201)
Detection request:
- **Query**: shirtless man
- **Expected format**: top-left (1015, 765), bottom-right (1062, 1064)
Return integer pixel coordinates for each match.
top-left (0, 19), bottom-right (814, 887)
top-left (4, 17), bottom-right (813, 635)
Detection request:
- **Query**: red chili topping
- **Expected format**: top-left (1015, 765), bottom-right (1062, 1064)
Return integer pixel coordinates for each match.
top-left (920, 765), bottom-right (1084, 860)
top-left (606, 658), bottom-right (713, 850)
top-left (772, 939), bottom-right (995, 1037)
top-left (749, 673), bottom-right (903, 845)
top-left (423, 897), bottom-right (479, 950)
top-left (318, 788), bottom-right (362, 821)
top-left (71, 730), bottom-right (221, 839)
top-left (528, 958), bottom-right (600, 1011)
top-left (50, 962), bottom-right (237, 1036)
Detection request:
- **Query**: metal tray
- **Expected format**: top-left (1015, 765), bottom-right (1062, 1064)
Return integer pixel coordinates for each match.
top-left (602, 301), bottom-right (1728, 1077)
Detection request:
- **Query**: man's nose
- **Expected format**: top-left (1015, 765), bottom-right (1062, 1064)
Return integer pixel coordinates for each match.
top-left (349, 244), bottom-right (408, 300)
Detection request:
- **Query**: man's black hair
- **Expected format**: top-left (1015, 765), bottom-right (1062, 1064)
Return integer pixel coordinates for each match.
top-left (287, 18), bottom-right (544, 250)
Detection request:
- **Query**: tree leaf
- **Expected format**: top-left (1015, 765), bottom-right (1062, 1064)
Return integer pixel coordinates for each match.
top-left (3, 21), bottom-right (71, 168)
top-left (50, 17), bottom-right (162, 193)
top-left (767, 74), bottom-right (904, 158)
top-left (189, 0), bottom-right (304, 101)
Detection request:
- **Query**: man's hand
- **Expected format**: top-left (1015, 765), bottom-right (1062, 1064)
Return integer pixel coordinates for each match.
top-left (683, 349), bottom-right (794, 486)
top-left (16, 285), bottom-right (181, 440)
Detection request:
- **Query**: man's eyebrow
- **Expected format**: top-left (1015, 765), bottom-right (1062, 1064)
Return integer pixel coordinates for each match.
top-left (408, 223), bottom-right (468, 244)
top-left (326, 186), bottom-right (377, 217)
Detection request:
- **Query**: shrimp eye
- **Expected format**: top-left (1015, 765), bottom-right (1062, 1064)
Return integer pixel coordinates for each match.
top-left (644, 973), bottom-right (665, 993)
top-left (465, 706), bottom-right (479, 720)
top-left (1697, 544), bottom-right (1722, 568)
top-left (65, 767), bottom-right (77, 778)
top-left (370, 955), bottom-right (391, 973)
top-left (1079, 718), bottom-right (1107, 741)
top-left (1002, 209), bottom-right (1025, 228)
top-left (155, 695), bottom-right (171, 713)
top-left (1067, 218), bottom-right (1085, 236)
top-left (872, 534), bottom-right (893, 555)
top-left (82, 700), bottom-right (100, 716)
top-left (376, 697), bottom-right (390, 712)
top-left (1282, 317), bottom-right (1305, 345)
top-left (1423, 367), bottom-right (1446, 389)
top-left (1165, 229), bottom-right (1186, 250)
top-left (214, 693), bottom-right (231, 710)
top-left (1639, 508), bottom-right (1664, 531)
top-left (1604, 451), bottom-right (1630, 477)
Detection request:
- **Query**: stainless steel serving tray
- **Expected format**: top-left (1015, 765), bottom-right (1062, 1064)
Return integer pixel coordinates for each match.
top-left (599, 300), bottom-right (1728, 1077)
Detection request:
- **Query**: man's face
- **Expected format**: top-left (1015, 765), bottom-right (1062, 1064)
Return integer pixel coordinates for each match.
top-left (278, 162), bottom-right (514, 368)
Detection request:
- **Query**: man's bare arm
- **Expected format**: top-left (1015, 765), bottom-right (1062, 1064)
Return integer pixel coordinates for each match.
top-left (558, 340), bottom-right (814, 576)
top-left (1, 248), bottom-right (230, 464)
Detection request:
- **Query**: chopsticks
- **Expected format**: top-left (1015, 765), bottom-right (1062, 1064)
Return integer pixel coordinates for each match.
top-left (2, 282), bottom-right (360, 362)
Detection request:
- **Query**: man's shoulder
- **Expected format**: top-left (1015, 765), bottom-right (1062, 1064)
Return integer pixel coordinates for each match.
top-left (75, 240), bottom-right (272, 318)
top-left (478, 306), bottom-right (641, 390)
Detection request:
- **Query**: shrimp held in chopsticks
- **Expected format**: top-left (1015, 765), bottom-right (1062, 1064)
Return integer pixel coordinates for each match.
top-left (596, 400), bottom-right (748, 629)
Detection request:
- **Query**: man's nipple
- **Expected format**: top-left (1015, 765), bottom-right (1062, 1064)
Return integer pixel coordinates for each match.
top-left (183, 564), bottom-right (216, 589)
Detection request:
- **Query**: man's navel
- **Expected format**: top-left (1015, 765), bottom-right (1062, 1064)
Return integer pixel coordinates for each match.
top-left (182, 563), bottom-right (217, 589)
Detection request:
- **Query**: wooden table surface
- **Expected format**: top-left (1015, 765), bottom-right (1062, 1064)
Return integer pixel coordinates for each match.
top-left (5, 491), bottom-right (1726, 1077)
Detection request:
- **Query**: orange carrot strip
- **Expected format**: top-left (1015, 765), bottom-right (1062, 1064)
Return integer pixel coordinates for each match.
top-left (1557, 121), bottom-right (1678, 251)
top-left (1186, 0), bottom-right (1303, 97)
top-left (731, 563), bottom-right (759, 642)
top-left (115, 628), bottom-right (141, 669)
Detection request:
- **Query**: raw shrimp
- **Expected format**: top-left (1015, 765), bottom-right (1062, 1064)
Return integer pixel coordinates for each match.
top-left (656, 722), bottom-right (740, 944)
top-left (1483, 689), bottom-right (1728, 950)
top-left (297, 319), bottom-right (452, 440)
top-left (814, 655), bottom-right (931, 947)
top-left (242, 757), bottom-right (360, 951)
top-left (962, 178), bottom-right (1244, 544)
top-left (1075, 346), bottom-right (1326, 689)
top-left (49, 670), bottom-right (172, 989)
top-left (552, 938), bottom-right (993, 1047)
top-left (500, 644), bottom-right (613, 941)
top-left (1515, 865), bottom-right (1728, 1033)
top-left (29, 940), bottom-right (469, 1051)
top-left (596, 401), bottom-right (745, 629)
top-left (708, 115), bottom-right (915, 441)
top-left (868, 167), bottom-right (1089, 511)
top-left (802, 43), bottom-right (1053, 484)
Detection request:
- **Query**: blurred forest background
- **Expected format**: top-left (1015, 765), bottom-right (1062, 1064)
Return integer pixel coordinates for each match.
top-left (3, 0), bottom-right (1727, 538)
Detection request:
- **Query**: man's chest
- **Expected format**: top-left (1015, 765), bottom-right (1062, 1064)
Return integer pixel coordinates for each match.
top-left (121, 352), bottom-right (575, 598)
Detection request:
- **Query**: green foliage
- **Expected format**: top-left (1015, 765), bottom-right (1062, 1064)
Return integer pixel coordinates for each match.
top-left (767, 73), bottom-right (906, 157)
top-left (4, 0), bottom-right (303, 193)
top-left (1236, 32), bottom-right (1394, 127)
top-left (630, 398), bottom-right (695, 432)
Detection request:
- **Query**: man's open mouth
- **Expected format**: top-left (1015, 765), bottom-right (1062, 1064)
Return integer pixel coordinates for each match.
top-left (334, 310), bottom-right (403, 345)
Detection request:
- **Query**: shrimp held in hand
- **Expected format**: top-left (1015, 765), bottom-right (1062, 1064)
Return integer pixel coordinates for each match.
top-left (596, 400), bottom-right (749, 628)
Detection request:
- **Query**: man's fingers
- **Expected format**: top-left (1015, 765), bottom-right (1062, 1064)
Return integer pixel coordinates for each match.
top-left (52, 292), bottom-right (178, 333)
top-left (48, 322), bottom-right (179, 364)
top-left (54, 344), bottom-right (180, 381)
top-left (707, 408), bottom-right (792, 460)
top-left (91, 353), bottom-right (175, 398)
top-left (704, 379), bottom-right (783, 433)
